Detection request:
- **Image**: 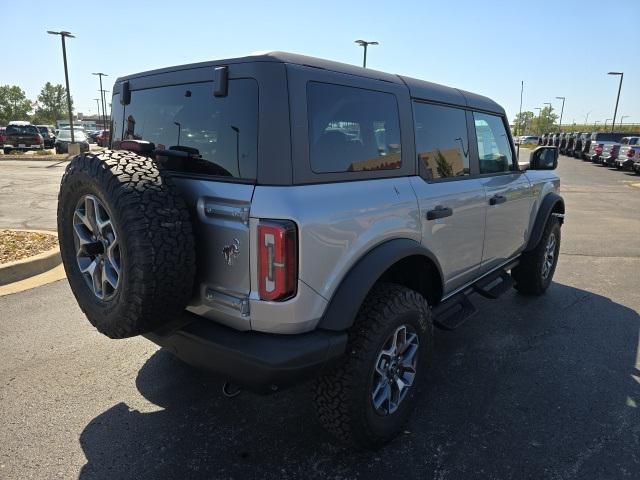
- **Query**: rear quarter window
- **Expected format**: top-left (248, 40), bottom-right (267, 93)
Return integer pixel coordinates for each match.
top-left (307, 82), bottom-right (401, 174)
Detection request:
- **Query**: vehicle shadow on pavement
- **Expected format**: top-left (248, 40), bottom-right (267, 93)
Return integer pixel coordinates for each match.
top-left (78, 283), bottom-right (640, 479)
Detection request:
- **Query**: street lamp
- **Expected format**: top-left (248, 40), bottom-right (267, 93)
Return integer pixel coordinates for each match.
top-left (556, 96), bottom-right (565, 132)
top-left (47, 30), bottom-right (75, 143)
top-left (620, 115), bottom-right (629, 126)
top-left (92, 73), bottom-right (108, 130)
top-left (100, 89), bottom-right (110, 124)
top-left (94, 98), bottom-right (101, 129)
top-left (535, 107), bottom-right (542, 135)
top-left (355, 39), bottom-right (378, 68)
top-left (604, 118), bottom-right (612, 128)
top-left (593, 120), bottom-right (600, 131)
top-left (607, 72), bottom-right (623, 132)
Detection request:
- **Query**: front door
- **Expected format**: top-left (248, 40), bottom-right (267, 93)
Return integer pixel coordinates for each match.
top-left (410, 102), bottom-right (486, 295)
top-left (472, 112), bottom-right (532, 273)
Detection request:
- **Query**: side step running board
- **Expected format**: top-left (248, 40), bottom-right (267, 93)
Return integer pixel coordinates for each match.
top-left (432, 293), bottom-right (477, 331)
top-left (472, 271), bottom-right (514, 299)
top-left (433, 270), bottom-right (515, 331)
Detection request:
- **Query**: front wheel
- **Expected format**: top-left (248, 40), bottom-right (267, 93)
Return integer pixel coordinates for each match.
top-left (512, 216), bottom-right (561, 295)
top-left (313, 283), bottom-right (433, 449)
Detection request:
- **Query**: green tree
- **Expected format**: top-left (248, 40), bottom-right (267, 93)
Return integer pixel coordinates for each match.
top-left (0, 85), bottom-right (32, 125)
top-left (435, 150), bottom-right (454, 178)
top-left (531, 106), bottom-right (559, 135)
top-left (32, 82), bottom-right (72, 125)
top-left (513, 111), bottom-right (534, 136)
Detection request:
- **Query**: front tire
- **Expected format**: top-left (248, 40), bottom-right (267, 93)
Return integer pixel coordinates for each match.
top-left (512, 216), bottom-right (561, 295)
top-left (313, 283), bottom-right (433, 449)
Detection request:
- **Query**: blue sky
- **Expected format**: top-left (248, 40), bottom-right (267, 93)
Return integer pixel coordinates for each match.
top-left (3, 0), bottom-right (639, 126)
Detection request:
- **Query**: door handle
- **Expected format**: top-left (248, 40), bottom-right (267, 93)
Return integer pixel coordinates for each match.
top-left (426, 206), bottom-right (453, 220)
top-left (489, 195), bottom-right (507, 206)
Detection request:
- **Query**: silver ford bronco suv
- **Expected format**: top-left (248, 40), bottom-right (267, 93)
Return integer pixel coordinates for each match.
top-left (57, 52), bottom-right (564, 448)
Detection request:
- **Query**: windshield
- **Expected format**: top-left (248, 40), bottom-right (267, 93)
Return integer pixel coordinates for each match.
top-left (6, 125), bottom-right (39, 135)
top-left (58, 130), bottom-right (87, 141)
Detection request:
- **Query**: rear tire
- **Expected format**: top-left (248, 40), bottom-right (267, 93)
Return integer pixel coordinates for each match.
top-left (57, 150), bottom-right (196, 338)
top-left (512, 216), bottom-right (561, 295)
top-left (313, 283), bottom-right (433, 449)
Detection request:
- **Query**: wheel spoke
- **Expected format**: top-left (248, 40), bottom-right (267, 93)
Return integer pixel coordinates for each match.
top-left (372, 378), bottom-right (391, 412)
top-left (73, 194), bottom-right (120, 301)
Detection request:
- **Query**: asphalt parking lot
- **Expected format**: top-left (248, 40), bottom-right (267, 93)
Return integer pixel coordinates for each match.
top-left (1, 154), bottom-right (639, 479)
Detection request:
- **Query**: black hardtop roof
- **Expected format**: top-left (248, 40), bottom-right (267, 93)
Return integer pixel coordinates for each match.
top-left (115, 51), bottom-right (504, 115)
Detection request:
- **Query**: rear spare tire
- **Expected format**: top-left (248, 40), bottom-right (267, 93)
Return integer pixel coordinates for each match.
top-left (57, 150), bottom-right (195, 338)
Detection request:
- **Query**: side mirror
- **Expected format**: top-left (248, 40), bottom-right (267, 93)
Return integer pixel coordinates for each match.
top-left (529, 146), bottom-right (558, 170)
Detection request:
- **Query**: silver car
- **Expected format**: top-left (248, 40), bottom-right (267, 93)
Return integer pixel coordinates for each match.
top-left (57, 52), bottom-right (564, 448)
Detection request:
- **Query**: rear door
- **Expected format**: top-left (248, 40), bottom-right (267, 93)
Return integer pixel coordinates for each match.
top-left (110, 67), bottom-right (263, 329)
top-left (410, 103), bottom-right (487, 294)
top-left (473, 112), bottom-right (532, 273)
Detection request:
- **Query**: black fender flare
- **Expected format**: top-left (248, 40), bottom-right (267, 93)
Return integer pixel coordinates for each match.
top-left (317, 238), bottom-right (443, 331)
top-left (525, 192), bottom-right (565, 251)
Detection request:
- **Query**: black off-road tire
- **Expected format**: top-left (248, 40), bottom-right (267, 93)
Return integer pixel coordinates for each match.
top-left (512, 216), bottom-right (561, 295)
top-left (57, 150), bottom-right (196, 338)
top-left (313, 283), bottom-right (433, 449)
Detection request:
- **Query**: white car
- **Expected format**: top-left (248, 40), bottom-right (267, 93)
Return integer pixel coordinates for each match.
top-left (520, 136), bottom-right (540, 145)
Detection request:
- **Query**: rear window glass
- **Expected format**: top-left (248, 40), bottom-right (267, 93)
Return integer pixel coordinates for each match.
top-left (113, 80), bottom-right (258, 180)
top-left (6, 125), bottom-right (38, 135)
top-left (307, 82), bottom-right (401, 173)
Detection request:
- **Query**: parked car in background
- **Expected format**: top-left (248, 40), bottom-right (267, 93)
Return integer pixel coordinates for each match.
top-left (552, 133), bottom-right (562, 148)
top-left (571, 132), bottom-right (589, 158)
top-left (614, 137), bottom-right (640, 170)
top-left (563, 133), bottom-right (577, 155)
top-left (520, 135), bottom-right (540, 145)
top-left (96, 130), bottom-right (110, 147)
top-left (583, 132), bottom-right (632, 162)
top-left (0, 127), bottom-right (6, 145)
top-left (3, 123), bottom-right (44, 153)
top-left (600, 143), bottom-right (621, 166)
top-left (539, 133), bottom-right (547, 145)
top-left (54, 129), bottom-right (90, 154)
top-left (558, 133), bottom-right (569, 153)
top-left (36, 125), bottom-right (56, 148)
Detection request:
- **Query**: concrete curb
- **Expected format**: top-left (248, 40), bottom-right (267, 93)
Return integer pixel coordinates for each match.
top-left (0, 230), bottom-right (62, 286)
top-left (0, 155), bottom-right (70, 162)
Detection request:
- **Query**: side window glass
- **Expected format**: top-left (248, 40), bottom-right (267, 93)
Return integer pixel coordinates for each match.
top-left (307, 82), bottom-right (401, 173)
top-left (473, 112), bottom-right (514, 174)
top-left (413, 102), bottom-right (470, 180)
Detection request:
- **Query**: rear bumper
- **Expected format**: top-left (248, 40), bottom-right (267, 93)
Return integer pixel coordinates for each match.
top-left (144, 312), bottom-right (347, 393)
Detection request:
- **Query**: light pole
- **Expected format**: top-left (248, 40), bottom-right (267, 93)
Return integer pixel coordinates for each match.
top-left (542, 103), bottom-right (552, 133)
top-left (594, 120), bottom-right (600, 131)
top-left (607, 72), bottom-right (623, 132)
top-left (517, 81), bottom-right (523, 136)
top-left (93, 73), bottom-right (108, 130)
top-left (355, 40), bottom-right (378, 68)
top-left (584, 111), bottom-right (591, 124)
top-left (604, 118), bottom-right (612, 129)
top-left (556, 96), bottom-right (565, 132)
top-left (47, 30), bottom-right (75, 142)
top-left (94, 98), bottom-right (101, 129)
top-left (100, 90), bottom-right (110, 125)
top-left (535, 107), bottom-right (542, 135)
top-left (620, 115), bottom-right (629, 127)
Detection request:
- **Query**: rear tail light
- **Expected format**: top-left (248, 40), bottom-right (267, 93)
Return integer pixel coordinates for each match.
top-left (595, 144), bottom-right (603, 154)
top-left (629, 149), bottom-right (636, 158)
top-left (258, 220), bottom-right (297, 301)
top-left (34, 134), bottom-right (43, 143)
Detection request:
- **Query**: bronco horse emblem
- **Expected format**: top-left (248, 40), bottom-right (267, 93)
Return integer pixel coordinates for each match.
top-left (222, 238), bottom-right (241, 266)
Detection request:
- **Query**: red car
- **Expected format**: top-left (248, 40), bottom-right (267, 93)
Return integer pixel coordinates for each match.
top-left (0, 127), bottom-right (6, 145)
top-left (96, 130), bottom-right (110, 147)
